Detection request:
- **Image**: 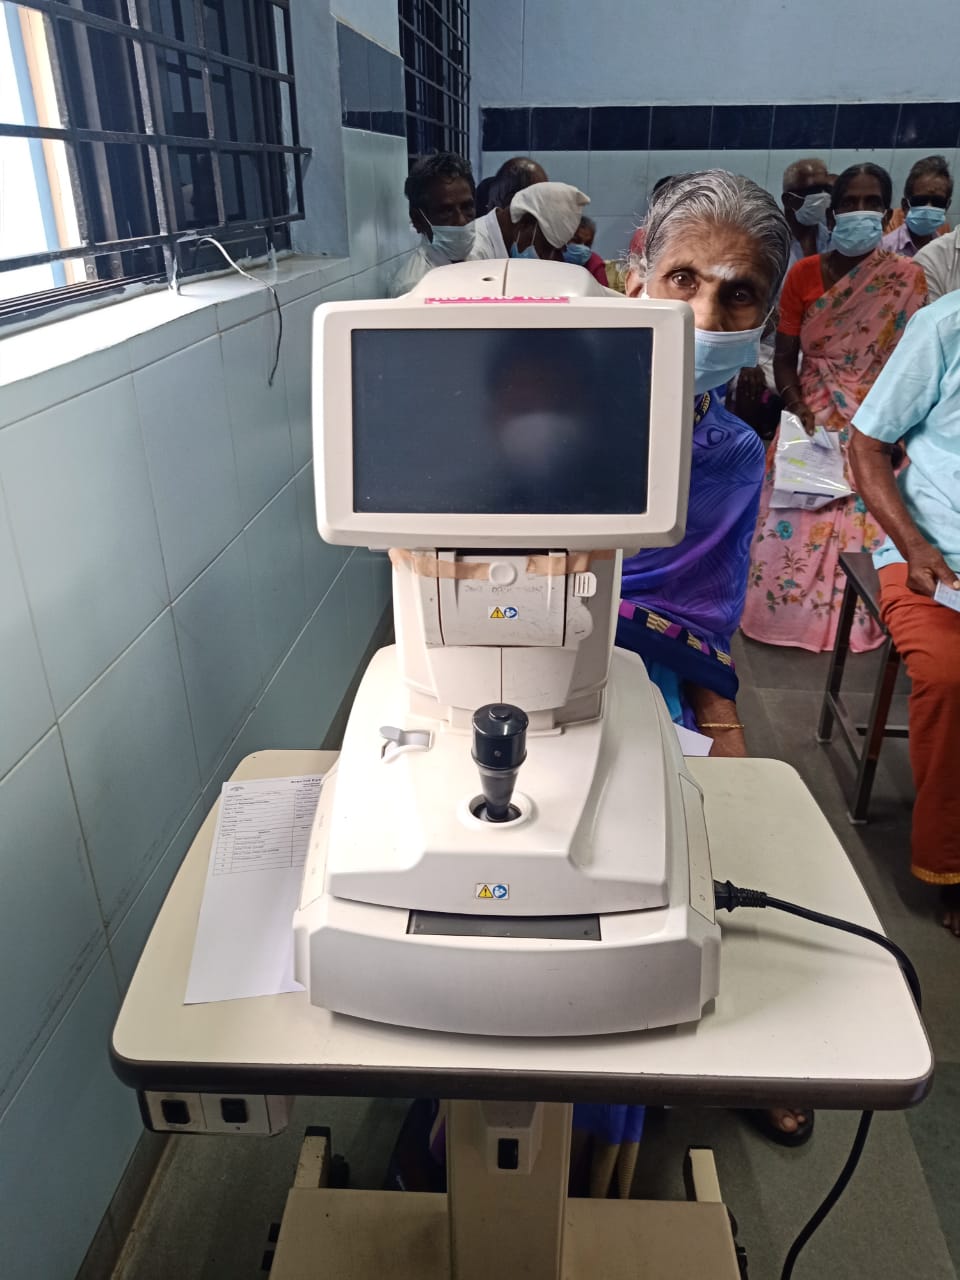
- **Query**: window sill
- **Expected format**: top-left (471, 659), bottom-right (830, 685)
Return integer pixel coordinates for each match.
top-left (0, 255), bottom-right (353, 430)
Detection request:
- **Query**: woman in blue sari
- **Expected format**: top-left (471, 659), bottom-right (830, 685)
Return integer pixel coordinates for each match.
top-left (572, 172), bottom-right (804, 1196)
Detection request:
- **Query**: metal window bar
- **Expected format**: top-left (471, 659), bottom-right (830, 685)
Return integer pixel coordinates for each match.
top-left (1, 0), bottom-right (309, 322)
top-left (398, 0), bottom-right (469, 161)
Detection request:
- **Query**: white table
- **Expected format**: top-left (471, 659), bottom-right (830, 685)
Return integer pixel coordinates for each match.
top-left (112, 750), bottom-right (931, 1111)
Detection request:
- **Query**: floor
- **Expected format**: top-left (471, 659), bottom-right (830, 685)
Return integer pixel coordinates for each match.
top-left (112, 635), bottom-right (958, 1280)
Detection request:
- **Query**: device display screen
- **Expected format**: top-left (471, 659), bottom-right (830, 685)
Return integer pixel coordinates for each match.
top-left (351, 328), bottom-right (652, 515)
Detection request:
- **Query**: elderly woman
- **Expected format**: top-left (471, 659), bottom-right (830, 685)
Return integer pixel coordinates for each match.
top-left (741, 163), bottom-right (928, 652)
top-left (618, 170), bottom-right (789, 759)
top-left (573, 173), bottom-right (807, 1193)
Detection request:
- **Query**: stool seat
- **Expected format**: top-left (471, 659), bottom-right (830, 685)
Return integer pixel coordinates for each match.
top-left (817, 552), bottom-right (909, 823)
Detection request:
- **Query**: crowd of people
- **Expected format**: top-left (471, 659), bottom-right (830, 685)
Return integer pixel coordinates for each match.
top-left (390, 147), bottom-right (960, 951)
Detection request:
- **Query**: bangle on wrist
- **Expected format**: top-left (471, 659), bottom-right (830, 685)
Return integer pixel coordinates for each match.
top-left (698, 722), bottom-right (745, 731)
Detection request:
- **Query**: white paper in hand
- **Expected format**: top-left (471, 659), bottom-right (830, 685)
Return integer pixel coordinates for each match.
top-left (185, 774), bottom-right (323, 1004)
top-left (934, 581), bottom-right (960, 613)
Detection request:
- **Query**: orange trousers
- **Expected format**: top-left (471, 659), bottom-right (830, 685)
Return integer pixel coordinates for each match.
top-left (879, 564), bottom-right (960, 884)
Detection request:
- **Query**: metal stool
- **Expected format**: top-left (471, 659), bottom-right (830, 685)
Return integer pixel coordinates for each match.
top-left (817, 551), bottom-right (908, 823)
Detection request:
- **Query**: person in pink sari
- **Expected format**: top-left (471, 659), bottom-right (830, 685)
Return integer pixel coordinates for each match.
top-left (741, 164), bottom-right (928, 652)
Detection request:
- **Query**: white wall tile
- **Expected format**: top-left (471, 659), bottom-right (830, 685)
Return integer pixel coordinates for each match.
top-left (342, 129), bottom-right (380, 272)
top-left (479, 150), bottom-right (520, 180)
top-left (708, 150), bottom-right (772, 191)
top-left (135, 337), bottom-right (243, 598)
top-left (60, 610), bottom-right (200, 927)
top-left (0, 378), bottom-right (168, 714)
top-left (645, 151), bottom-right (717, 189)
top-left (108, 797), bottom-right (205, 992)
top-left (0, 342), bottom-right (131, 432)
top-left (538, 150), bottom-right (590, 194)
top-left (282, 293), bottom-right (321, 472)
top-left (296, 464), bottom-right (350, 609)
top-left (0, 955), bottom-right (141, 1280)
top-left (173, 536), bottom-right (263, 780)
top-left (590, 214), bottom-right (639, 263)
top-left (368, 132), bottom-right (419, 263)
top-left (221, 314), bottom-right (294, 525)
top-left (0, 487), bottom-right (53, 780)
top-left (0, 731), bottom-right (105, 1112)
top-left (585, 150), bottom-right (650, 220)
top-left (352, 261), bottom-right (393, 298)
top-left (829, 148), bottom-right (895, 182)
top-left (344, 548), bottom-right (392, 655)
top-left (245, 481), bottom-right (306, 679)
top-left (331, 0), bottom-right (399, 53)
top-left (125, 305), bottom-right (219, 373)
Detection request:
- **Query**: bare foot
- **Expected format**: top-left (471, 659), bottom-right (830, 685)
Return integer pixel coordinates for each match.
top-left (940, 887), bottom-right (960, 937)
top-left (766, 1107), bottom-right (809, 1135)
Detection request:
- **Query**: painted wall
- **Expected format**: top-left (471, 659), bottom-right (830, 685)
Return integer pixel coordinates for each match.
top-left (0, 2), bottom-right (412, 1276)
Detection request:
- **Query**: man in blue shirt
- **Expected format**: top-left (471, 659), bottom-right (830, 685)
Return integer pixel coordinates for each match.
top-left (851, 294), bottom-right (960, 933)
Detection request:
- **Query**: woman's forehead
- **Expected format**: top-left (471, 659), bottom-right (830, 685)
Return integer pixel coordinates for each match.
top-left (655, 223), bottom-right (767, 278)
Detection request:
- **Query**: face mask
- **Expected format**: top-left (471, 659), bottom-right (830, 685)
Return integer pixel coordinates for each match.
top-left (563, 243), bottom-right (592, 266)
top-left (420, 215), bottom-right (476, 261)
top-left (794, 191), bottom-right (831, 227)
top-left (906, 204), bottom-right (947, 237)
top-left (510, 242), bottom-right (540, 260)
top-left (693, 325), bottom-right (765, 396)
top-left (829, 211), bottom-right (884, 257)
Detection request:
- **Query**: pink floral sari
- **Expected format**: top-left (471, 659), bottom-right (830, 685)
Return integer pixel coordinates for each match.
top-left (741, 250), bottom-right (927, 652)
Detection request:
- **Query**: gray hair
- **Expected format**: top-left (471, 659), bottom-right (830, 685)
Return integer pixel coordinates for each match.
top-left (630, 169), bottom-right (792, 303)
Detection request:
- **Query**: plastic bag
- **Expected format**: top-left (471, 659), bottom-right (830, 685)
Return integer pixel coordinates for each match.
top-left (770, 411), bottom-right (853, 511)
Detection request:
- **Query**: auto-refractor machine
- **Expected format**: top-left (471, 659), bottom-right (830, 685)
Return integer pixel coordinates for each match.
top-left (294, 259), bottom-right (720, 1037)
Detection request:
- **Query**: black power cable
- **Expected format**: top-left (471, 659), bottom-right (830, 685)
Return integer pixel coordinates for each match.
top-left (713, 880), bottom-right (923, 1280)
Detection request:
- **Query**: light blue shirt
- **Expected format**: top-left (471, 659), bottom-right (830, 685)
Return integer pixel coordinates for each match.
top-left (852, 292), bottom-right (960, 572)
top-left (787, 222), bottom-right (830, 268)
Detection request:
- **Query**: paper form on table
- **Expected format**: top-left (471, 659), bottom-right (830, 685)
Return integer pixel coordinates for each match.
top-left (184, 774), bottom-right (324, 1004)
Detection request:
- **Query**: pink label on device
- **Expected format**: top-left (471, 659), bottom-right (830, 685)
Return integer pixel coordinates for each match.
top-left (424, 296), bottom-right (571, 304)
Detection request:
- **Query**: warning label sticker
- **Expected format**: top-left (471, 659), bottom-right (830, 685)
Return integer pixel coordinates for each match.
top-left (489, 606), bottom-right (518, 620)
top-left (489, 607), bottom-right (505, 619)
top-left (475, 883), bottom-right (509, 900)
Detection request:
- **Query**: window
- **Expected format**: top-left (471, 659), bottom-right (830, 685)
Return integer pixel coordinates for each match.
top-left (398, 0), bottom-right (468, 162)
top-left (0, 1), bottom-right (308, 324)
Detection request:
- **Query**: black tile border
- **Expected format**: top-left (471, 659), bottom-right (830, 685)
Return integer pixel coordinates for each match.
top-left (481, 102), bottom-right (960, 153)
top-left (336, 22), bottom-right (405, 139)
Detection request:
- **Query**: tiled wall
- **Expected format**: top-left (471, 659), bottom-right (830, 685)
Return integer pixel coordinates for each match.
top-left (483, 101), bottom-right (960, 261)
top-left (0, 22), bottom-right (413, 1280)
top-left (481, 103), bottom-right (960, 258)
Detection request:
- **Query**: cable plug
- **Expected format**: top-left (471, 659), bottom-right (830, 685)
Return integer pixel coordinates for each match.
top-left (714, 879), bottom-right (768, 912)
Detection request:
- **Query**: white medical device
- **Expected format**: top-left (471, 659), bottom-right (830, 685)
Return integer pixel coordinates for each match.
top-left (293, 260), bottom-right (721, 1036)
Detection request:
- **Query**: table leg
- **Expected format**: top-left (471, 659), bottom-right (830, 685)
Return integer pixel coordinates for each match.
top-left (446, 1100), bottom-right (571, 1280)
top-left (818, 578), bottom-right (857, 742)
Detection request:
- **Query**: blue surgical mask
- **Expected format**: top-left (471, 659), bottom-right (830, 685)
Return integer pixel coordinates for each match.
top-left (829, 211), bottom-right (884, 257)
top-left (420, 214), bottom-right (476, 261)
top-left (906, 204), bottom-right (947, 237)
top-left (510, 242), bottom-right (539, 259)
top-left (794, 191), bottom-right (831, 227)
top-left (563, 243), bottom-right (592, 266)
top-left (694, 324), bottom-right (765, 396)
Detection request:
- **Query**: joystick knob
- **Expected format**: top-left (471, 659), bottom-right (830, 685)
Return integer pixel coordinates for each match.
top-left (472, 703), bottom-right (528, 823)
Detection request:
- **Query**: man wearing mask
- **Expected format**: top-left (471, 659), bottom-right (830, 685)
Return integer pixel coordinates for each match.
top-left (882, 154), bottom-right (953, 258)
top-left (388, 152), bottom-right (508, 297)
top-left (781, 158), bottom-right (832, 267)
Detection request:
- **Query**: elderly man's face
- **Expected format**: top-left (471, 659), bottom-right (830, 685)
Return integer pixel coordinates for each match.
top-left (636, 223), bottom-right (771, 332)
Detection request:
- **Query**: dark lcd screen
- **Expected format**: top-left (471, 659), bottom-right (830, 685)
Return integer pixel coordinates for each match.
top-left (350, 327), bottom-right (652, 515)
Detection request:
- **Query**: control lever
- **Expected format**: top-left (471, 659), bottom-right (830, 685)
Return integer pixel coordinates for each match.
top-left (472, 703), bottom-right (528, 822)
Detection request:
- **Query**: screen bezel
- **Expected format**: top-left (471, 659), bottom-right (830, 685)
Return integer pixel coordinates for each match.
top-left (313, 297), bottom-right (693, 551)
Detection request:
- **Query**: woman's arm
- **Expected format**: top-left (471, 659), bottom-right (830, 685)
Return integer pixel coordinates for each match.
top-left (774, 332), bottom-right (815, 433)
top-left (685, 685), bottom-right (747, 758)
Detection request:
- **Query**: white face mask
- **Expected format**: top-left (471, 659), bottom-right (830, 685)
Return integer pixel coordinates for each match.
top-left (794, 191), bottom-right (831, 227)
top-left (420, 215), bottom-right (477, 261)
